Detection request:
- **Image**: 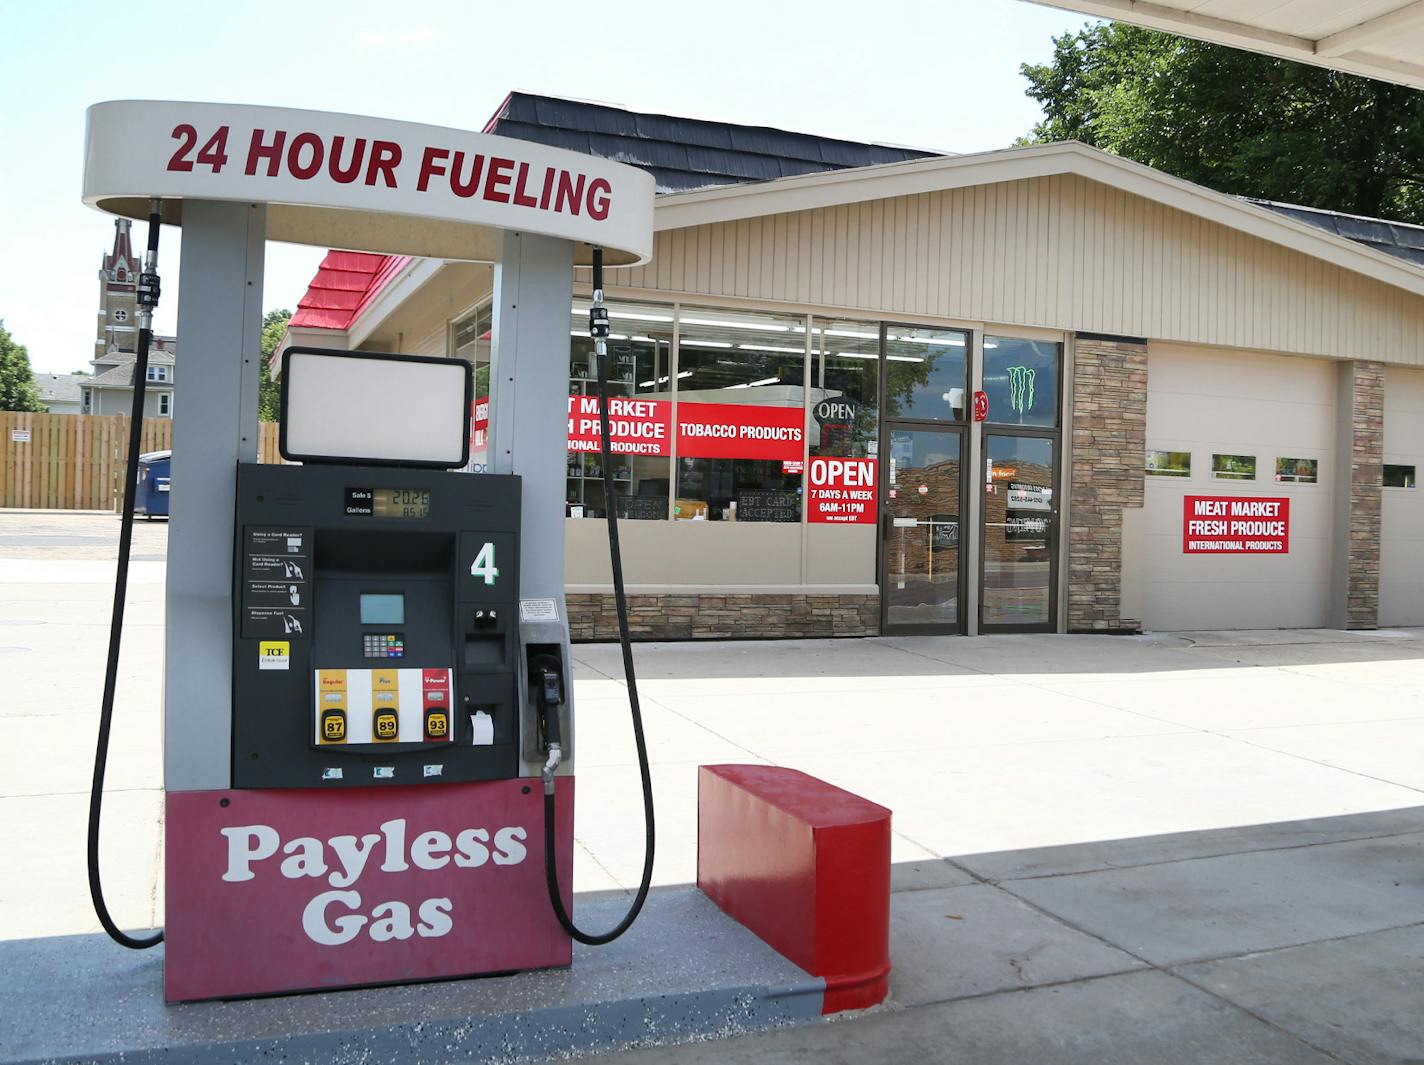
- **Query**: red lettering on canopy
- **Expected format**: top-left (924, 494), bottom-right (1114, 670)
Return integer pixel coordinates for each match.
top-left (450, 151), bottom-right (484, 198)
top-left (418, 147), bottom-right (450, 192)
top-left (588, 178), bottom-right (612, 221)
top-left (328, 136), bottom-right (366, 184)
top-left (245, 128), bottom-right (286, 177)
top-left (287, 132), bottom-right (324, 180)
top-left (512, 162), bottom-right (539, 208)
top-left (484, 157), bottom-right (514, 203)
top-left (364, 140), bottom-right (401, 187)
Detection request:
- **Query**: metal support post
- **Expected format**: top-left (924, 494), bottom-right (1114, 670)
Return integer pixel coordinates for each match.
top-left (488, 230), bottom-right (576, 771)
top-left (164, 201), bottom-right (266, 791)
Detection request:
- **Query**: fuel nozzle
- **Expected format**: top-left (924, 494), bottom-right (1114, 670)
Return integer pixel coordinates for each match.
top-left (540, 669), bottom-right (564, 712)
top-left (532, 656), bottom-right (565, 795)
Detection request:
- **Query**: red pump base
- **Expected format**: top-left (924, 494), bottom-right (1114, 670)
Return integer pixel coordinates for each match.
top-left (163, 778), bottom-right (574, 1002)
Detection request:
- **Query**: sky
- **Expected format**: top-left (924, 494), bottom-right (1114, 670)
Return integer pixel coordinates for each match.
top-left (0, 0), bottom-right (1094, 373)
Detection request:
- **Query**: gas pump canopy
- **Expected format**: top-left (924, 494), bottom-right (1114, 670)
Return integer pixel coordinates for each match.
top-left (82, 99), bottom-right (655, 263)
top-left (1028, 0), bottom-right (1424, 91)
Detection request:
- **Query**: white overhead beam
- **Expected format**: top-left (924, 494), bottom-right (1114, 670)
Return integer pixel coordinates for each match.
top-left (1026, 0), bottom-right (1424, 90)
top-left (1317, 1), bottom-right (1424, 57)
top-left (1027, 1), bottom-right (1314, 53)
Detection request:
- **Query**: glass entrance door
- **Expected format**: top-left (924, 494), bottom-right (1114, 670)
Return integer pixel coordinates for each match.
top-left (981, 433), bottom-right (1058, 631)
top-left (881, 427), bottom-right (964, 633)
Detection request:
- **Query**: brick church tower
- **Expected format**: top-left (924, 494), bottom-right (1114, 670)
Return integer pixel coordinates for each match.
top-left (95, 218), bottom-right (140, 356)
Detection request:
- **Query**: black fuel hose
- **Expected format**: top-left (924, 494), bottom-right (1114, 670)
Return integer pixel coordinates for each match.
top-left (541, 249), bottom-right (655, 945)
top-left (87, 208), bottom-right (164, 950)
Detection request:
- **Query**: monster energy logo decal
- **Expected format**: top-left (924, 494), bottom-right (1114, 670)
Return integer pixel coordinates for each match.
top-left (1008, 366), bottom-right (1036, 414)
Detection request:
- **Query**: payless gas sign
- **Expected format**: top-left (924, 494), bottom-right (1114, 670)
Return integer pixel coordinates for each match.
top-left (164, 780), bottom-right (574, 1001)
top-left (1183, 496), bottom-right (1290, 554)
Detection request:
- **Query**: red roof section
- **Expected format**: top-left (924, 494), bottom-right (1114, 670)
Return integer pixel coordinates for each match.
top-left (290, 251), bottom-right (411, 331)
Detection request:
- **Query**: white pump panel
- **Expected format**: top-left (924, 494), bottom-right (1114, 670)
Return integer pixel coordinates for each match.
top-left (281, 348), bottom-right (471, 468)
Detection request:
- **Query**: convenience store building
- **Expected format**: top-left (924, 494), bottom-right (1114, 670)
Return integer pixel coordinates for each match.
top-left (280, 93), bottom-right (1424, 640)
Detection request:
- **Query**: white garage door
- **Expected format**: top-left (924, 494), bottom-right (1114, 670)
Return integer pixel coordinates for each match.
top-left (1381, 367), bottom-right (1424, 627)
top-left (1139, 344), bottom-right (1336, 631)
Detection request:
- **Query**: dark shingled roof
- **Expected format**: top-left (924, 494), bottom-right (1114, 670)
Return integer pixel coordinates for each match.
top-left (488, 94), bottom-right (1424, 274)
top-left (484, 92), bottom-right (941, 194)
top-left (1247, 198), bottom-right (1424, 268)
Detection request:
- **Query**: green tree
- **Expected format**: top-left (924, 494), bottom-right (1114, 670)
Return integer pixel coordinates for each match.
top-left (259, 308), bottom-right (292, 422)
top-left (1021, 23), bottom-right (1424, 222)
top-left (0, 320), bottom-right (46, 412)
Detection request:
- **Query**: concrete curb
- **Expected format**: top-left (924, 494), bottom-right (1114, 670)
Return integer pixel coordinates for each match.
top-left (4, 888), bottom-right (828, 1065)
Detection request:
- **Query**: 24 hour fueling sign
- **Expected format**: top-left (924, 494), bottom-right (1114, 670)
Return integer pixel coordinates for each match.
top-left (1183, 495), bottom-right (1291, 554)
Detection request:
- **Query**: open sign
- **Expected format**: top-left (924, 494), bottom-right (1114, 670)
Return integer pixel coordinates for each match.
top-left (808, 456), bottom-right (877, 524)
top-left (812, 397), bottom-right (860, 426)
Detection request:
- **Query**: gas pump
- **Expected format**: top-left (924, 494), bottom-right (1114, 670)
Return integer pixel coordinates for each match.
top-left (230, 347), bottom-right (525, 789)
top-left (80, 100), bottom-right (658, 1001)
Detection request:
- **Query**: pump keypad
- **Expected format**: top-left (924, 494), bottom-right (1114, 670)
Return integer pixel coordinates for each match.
top-left (363, 633), bottom-right (405, 658)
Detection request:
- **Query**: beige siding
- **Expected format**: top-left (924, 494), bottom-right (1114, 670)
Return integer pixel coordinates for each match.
top-left (406, 320), bottom-right (447, 357)
top-left (615, 174), bottom-right (1424, 364)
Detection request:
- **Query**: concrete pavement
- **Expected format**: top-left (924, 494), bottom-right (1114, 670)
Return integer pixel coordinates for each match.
top-left (3, 510), bottom-right (1424, 1063)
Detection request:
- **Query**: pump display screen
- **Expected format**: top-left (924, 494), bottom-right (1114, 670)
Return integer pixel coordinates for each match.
top-left (345, 487), bottom-right (431, 519)
top-left (359, 593), bottom-right (405, 625)
top-left (376, 488), bottom-right (430, 519)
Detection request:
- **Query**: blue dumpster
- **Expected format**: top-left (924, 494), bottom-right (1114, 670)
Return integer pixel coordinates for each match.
top-left (134, 450), bottom-right (171, 518)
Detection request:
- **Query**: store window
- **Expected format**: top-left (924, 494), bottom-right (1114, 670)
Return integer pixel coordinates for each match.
top-left (453, 303), bottom-right (493, 473)
top-left (1212, 454), bottom-right (1257, 481)
top-left (883, 326), bottom-right (969, 422)
top-left (1275, 458), bottom-right (1318, 484)
top-left (1146, 450), bottom-right (1191, 478)
top-left (674, 305), bottom-right (806, 521)
top-left (807, 318), bottom-right (880, 525)
top-left (1385, 464), bottom-right (1417, 488)
top-left (453, 303), bottom-right (492, 389)
top-left (568, 298), bottom-right (675, 519)
top-left (983, 337), bottom-right (1059, 427)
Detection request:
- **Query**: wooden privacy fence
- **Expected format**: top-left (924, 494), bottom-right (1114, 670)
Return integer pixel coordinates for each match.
top-left (1, 412), bottom-right (286, 511)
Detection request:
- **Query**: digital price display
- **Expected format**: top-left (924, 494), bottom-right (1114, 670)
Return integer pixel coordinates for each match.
top-left (374, 487), bottom-right (430, 519)
top-left (345, 487), bottom-right (431, 519)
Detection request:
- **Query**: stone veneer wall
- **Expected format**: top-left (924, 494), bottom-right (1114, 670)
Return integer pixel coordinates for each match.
top-left (1346, 361), bottom-right (1386, 629)
top-left (567, 593), bottom-right (880, 641)
top-left (1067, 334), bottom-right (1148, 633)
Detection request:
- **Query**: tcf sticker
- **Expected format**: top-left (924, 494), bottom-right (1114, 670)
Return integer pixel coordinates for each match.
top-left (258, 641), bottom-right (290, 671)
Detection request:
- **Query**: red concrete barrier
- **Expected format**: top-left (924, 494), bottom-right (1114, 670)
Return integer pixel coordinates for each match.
top-left (696, 764), bottom-right (891, 1013)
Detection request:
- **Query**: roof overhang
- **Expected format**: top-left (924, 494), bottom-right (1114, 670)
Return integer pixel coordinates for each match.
top-left (651, 140), bottom-right (1424, 300)
top-left (1026, 1), bottom-right (1424, 90)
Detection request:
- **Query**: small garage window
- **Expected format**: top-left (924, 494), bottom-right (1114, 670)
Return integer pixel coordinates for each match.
top-left (1146, 450), bottom-right (1191, 477)
top-left (1384, 464), bottom-right (1417, 488)
top-left (1275, 458), bottom-right (1318, 484)
top-left (1212, 454), bottom-right (1256, 481)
